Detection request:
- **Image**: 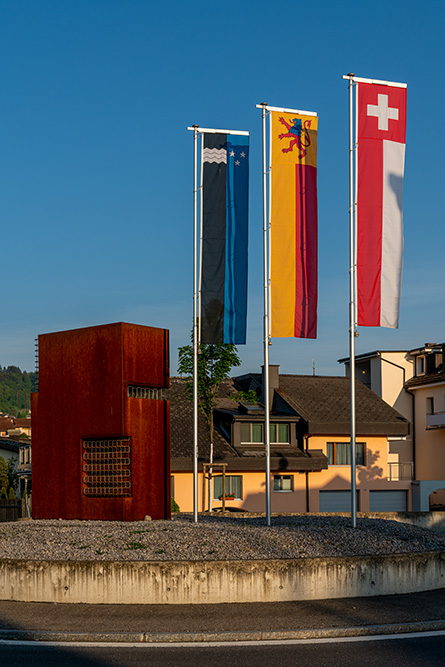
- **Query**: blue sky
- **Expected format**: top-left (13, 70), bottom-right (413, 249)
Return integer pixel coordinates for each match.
top-left (1, 0), bottom-right (444, 376)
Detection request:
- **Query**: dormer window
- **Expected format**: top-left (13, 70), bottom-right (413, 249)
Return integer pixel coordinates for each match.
top-left (240, 422), bottom-right (290, 445)
top-left (416, 356), bottom-right (425, 375)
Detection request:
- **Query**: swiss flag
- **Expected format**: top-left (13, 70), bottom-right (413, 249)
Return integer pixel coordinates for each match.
top-left (356, 82), bottom-right (407, 328)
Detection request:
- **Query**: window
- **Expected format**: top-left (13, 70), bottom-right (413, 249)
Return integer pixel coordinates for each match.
top-left (270, 423), bottom-right (290, 444)
top-left (416, 356), bottom-right (425, 375)
top-left (171, 475), bottom-right (175, 499)
top-left (240, 422), bottom-right (263, 444)
top-left (426, 397), bottom-right (434, 415)
top-left (213, 475), bottom-right (243, 500)
top-left (327, 442), bottom-right (365, 466)
top-left (240, 423), bottom-right (290, 444)
top-left (273, 475), bottom-right (294, 492)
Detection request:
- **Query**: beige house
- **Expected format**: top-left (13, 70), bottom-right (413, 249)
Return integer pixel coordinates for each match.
top-left (170, 368), bottom-right (411, 514)
top-left (340, 343), bottom-right (445, 511)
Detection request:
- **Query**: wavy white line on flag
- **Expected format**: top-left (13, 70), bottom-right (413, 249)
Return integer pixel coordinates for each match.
top-left (203, 148), bottom-right (227, 164)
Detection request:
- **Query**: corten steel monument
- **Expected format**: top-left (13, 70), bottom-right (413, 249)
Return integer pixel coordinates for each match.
top-left (31, 322), bottom-right (171, 520)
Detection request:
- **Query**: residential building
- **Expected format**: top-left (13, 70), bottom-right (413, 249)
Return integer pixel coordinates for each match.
top-left (340, 343), bottom-right (445, 510)
top-left (170, 366), bottom-right (411, 513)
top-left (339, 350), bottom-right (414, 482)
top-left (17, 444), bottom-right (32, 496)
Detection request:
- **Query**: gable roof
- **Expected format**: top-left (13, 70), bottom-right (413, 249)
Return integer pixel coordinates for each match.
top-left (235, 373), bottom-right (410, 437)
top-left (167, 377), bottom-right (239, 463)
top-left (167, 377), bottom-right (328, 472)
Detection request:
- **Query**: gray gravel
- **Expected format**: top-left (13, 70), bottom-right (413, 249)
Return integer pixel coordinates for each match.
top-left (1, 514), bottom-right (445, 562)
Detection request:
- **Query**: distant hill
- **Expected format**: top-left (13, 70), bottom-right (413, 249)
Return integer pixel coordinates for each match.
top-left (0, 366), bottom-right (37, 417)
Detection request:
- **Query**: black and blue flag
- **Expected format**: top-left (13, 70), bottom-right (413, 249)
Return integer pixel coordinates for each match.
top-left (201, 132), bottom-right (249, 344)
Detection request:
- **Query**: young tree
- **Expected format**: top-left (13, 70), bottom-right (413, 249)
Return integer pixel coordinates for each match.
top-left (177, 339), bottom-right (242, 448)
top-left (178, 336), bottom-right (257, 511)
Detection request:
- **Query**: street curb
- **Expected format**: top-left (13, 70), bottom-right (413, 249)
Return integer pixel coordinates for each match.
top-left (1, 620), bottom-right (445, 643)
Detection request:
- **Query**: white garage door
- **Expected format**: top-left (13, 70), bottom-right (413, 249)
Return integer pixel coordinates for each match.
top-left (319, 490), bottom-right (358, 512)
top-left (369, 490), bottom-right (407, 511)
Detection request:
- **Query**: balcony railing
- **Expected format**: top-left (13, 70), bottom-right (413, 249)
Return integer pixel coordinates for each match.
top-left (426, 412), bottom-right (445, 429)
top-left (388, 462), bottom-right (413, 481)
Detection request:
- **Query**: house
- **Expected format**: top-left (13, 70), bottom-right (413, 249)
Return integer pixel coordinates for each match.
top-left (12, 418), bottom-right (31, 438)
top-left (170, 365), bottom-right (411, 513)
top-left (0, 439), bottom-right (20, 464)
top-left (339, 343), bottom-right (445, 511)
top-left (0, 417), bottom-right (15, 437)
top-left (339, 350), bottom-right (415, 482)
top-left (17, 443), bottom-right (32, 497)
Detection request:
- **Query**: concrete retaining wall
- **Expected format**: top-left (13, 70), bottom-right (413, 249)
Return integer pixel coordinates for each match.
top-left (1, 552), bottom-right (444, 605)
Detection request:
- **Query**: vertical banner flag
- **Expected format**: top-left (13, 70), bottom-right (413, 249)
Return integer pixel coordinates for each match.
top-left (201, 131), bottom-right (249, 344)
top-left (357, 81), bottom-right (407, 328)
top-left (270, 110), bottom-right (318, 338)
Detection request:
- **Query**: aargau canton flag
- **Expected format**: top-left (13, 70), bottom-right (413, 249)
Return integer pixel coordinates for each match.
top-left (201, 132), bottom-right (249, 344)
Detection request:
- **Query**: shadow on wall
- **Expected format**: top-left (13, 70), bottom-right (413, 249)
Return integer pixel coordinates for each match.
top-left (357, 450), bottom-right (384, 485)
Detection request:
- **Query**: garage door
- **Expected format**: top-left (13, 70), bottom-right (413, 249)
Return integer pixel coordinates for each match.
top-left (319, 490), bottom-right (358, 512)
top-left (369, 490), bottom-right (407, 511)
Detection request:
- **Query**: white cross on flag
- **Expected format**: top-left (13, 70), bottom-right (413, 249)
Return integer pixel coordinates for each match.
top-left (357, 81), bottom-right (407, 328)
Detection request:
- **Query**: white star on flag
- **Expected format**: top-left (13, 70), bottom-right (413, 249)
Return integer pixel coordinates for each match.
top-left (230, 150), bottom-right (235, 157)
top-left (240, 151), bottom-right (246, 158)
top-left (235, 160), bottom-right (240, 166)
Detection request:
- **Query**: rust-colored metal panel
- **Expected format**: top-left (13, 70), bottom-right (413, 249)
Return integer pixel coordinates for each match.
top-left (121, 323), bottom-right (170, 389)
top-left (32, 322), bottom-right (170, 521)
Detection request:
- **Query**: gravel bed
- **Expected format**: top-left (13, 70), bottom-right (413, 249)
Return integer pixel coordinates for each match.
top-left (1, 514), bottom-right (445, 562)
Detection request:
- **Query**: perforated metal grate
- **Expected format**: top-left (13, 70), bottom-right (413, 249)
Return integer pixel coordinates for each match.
top-left (127, 385), bottom-right (165, 400)
top-left (81, 438), bottom-right (132, 497)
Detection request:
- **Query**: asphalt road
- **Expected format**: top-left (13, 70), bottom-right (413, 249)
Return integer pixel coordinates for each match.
top-left (1, 589), bottom-right (445, 639)
top-left (1, 633), bottom-right (445, 666)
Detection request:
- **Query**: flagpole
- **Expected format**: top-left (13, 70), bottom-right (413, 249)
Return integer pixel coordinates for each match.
top-left (192, 124), bottom-right (199, 523)
top-left (260, 102), bottom-right (271, 527)
top-left (346, 74), bottom-right (357, 528)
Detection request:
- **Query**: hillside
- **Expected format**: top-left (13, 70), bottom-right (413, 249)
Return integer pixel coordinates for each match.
top-left (0, 366), bottom-right (37, 417)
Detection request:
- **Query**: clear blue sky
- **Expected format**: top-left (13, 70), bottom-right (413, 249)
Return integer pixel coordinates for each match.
top-left (1, 0), bottom-right (443, 376)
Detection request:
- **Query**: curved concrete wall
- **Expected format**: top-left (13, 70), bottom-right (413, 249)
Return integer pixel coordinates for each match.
top-left (1, 552), bottom-right (444, 605)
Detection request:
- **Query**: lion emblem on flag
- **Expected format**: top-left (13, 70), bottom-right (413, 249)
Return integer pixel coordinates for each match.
top-left (278, 117), bottom-right (312, 159)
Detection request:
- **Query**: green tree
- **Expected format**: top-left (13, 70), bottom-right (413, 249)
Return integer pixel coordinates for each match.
top-left (7, 457), bottom-right (18, 494)
top-left (0, 365), bottom-right (37, 416)
top-left (0, 456), bottom-right (8, 492)
top-left (178, 338), bottom-right (243, 448)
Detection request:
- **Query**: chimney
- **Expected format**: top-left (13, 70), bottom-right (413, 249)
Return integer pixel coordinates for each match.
top-left (261, 365), bottom-right (280, 410)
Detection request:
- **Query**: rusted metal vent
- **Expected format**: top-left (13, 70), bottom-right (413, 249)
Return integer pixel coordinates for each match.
top-left (127, 385), bottom-right (165, 400)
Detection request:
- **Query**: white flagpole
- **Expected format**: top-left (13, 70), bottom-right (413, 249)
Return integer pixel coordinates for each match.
top-left (345, 74), bottom-right (357, 528)
top-left (260, 102), bottom-right (271, 526)
top-left (192, 125), bottom-right (199, 523)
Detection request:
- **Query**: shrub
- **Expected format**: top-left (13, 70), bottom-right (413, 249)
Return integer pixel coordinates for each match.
top-left (171, 497), bottom-right (180, 513)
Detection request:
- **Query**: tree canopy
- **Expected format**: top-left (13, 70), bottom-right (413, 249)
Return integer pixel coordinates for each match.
top-left (0, 366), bottom-right (37, 417)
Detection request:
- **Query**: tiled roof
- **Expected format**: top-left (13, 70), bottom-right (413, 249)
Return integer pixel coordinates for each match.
top-left (274, 375), bottom-right (410, 436)
top-left (167, 377), bottom-right (327, 472)
top-left (405, 372), bottom-right (445, 389)
top-left (0, 439), bottom-right (20, 454)
top-left (0, 418), bottom-right (15, 432)
top-left (14, 418), bottom-right (31, 428)
top-left (167, 377), bottom-right (238, 461)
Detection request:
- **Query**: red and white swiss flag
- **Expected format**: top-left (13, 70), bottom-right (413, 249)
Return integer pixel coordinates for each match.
top-left (357, 81), bottom-right (407, 328)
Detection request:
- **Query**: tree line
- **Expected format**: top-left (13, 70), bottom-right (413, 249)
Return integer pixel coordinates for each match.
top-left (0, 366), bottom-right (37, 417)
